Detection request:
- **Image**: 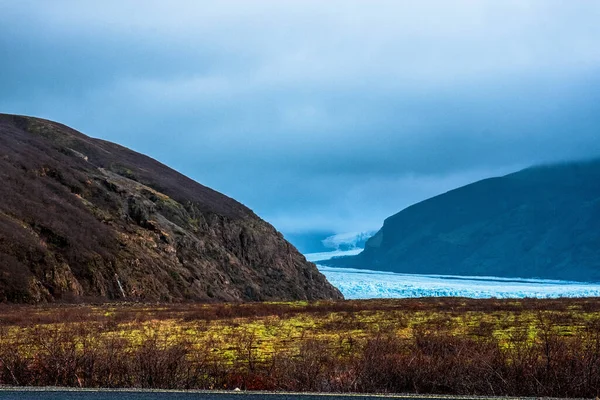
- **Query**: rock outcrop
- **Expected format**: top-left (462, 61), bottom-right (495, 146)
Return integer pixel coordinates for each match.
top-left (0, 113), bottom-right (342, 302)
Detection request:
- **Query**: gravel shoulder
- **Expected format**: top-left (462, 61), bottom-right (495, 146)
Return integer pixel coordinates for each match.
top-left (0, 387), bottom-right (549, 400)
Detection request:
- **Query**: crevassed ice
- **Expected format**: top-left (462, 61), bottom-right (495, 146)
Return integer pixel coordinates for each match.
top-left (306, 250), bottom-right (600, 299)
top-left (305, 248), bottom-right (363, 262)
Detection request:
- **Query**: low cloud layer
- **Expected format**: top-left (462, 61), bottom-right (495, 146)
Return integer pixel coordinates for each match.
top-left (2, 0), bottom-right (600, 233)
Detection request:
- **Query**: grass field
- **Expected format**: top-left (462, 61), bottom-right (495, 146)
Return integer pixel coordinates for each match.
top-left (1, 298), bottom-right (600, 397)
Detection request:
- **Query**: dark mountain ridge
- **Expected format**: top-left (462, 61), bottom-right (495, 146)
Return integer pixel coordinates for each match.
top-left (0, 113), bottom-right (342, 302)
top-left (326, 160), bottom-right (600, 282)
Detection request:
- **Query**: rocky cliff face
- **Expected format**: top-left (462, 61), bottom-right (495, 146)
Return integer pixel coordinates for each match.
top-left (0, 114), bottom-right (342, 302)
top-left (326, 160), bottom-right (600, 282)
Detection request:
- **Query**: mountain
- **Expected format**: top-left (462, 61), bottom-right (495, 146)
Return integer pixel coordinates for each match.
top-left (326, 161), bottom-right (600, 282)
top-left (0, 114), bottom-right (342, 302)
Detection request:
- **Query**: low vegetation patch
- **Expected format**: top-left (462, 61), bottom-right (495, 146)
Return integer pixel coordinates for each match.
top-left (1, 298), bottom-right (599, 397)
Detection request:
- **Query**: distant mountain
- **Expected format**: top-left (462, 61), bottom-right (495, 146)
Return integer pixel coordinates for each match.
top-left (0, 114), bottom-right (342, 302)
top-left (326, 161), bottom-right (600, 282)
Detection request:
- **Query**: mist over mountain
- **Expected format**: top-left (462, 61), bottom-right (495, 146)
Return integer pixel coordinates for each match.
top-left (0, 114), bottom-right (342, 302)
top-left (322, 231), bottom-right (376, 251)
top-left (326, 160), bottom-right (600, 282)
top-left (283, 231), bottom-right (336, 254)
top-left (285, 231), bottom-right (375, 254)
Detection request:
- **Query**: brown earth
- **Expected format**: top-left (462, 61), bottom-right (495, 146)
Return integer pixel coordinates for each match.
top-left (0, 113), bottom-right (342, 303)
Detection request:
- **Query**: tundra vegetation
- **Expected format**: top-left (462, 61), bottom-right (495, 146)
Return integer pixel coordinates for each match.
top-left (0, 298), bottom-right (599, 397)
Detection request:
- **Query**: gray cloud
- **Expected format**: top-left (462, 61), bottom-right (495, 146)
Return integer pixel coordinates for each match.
top-left (1, 0), bottom-right (600, 233)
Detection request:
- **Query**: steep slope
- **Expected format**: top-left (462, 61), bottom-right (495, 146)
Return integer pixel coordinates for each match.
top-left (326, 161), bottom-right (600, 282)
top-left (0, 114), bottom-right (342, 302)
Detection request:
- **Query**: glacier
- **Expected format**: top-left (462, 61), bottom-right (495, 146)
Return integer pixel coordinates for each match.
top-left (305, 248), bottom-right (363, 263)
top-left (306, 250), bottom-right (600, 299)
top-left (320, 231), bottom-right (376, 251)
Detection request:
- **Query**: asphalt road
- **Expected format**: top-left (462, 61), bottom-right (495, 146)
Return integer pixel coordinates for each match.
top-left (0, 389), bottom-right (495, 400)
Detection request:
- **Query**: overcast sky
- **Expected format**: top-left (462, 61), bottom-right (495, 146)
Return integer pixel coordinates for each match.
top-left (1, 1), bottom-right (600, 234)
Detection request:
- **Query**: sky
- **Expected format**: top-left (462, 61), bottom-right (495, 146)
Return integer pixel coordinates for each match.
top-left (1, 1), bottom-right (600, 235)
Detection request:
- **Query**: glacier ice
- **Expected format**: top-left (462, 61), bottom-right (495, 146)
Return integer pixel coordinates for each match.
top-left (305, 248), bottom-right (363, 262)
top-left (321, 231), bottom-right (376, 251)
top-left (306, 250), bottom-right (600, 299)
